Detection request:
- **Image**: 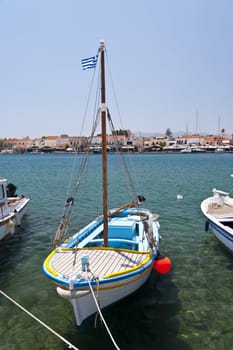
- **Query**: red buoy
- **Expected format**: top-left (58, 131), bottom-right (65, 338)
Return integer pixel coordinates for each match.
top-left (154, 256), bottom-right (171, 274)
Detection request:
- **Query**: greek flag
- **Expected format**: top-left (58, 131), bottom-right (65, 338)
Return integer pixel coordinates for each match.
top-left (81, 55), bottom-right (98, 70)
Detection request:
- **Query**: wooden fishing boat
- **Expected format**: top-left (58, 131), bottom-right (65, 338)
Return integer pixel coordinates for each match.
top-left (43, 41), bottom-right (171, 327)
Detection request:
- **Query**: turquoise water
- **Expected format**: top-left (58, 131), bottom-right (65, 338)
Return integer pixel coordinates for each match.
top-left (0, 153), bottom-right (233, 350)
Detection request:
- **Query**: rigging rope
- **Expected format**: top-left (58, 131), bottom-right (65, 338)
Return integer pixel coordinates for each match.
top-left (105, 50), bottom-right (124, 130)
top-left (85, 270), bottom-right (120, 350)
top-left (53, 45), bottom-right (145, 246)
top-left (106, 108), bottom-right (137, 201)
top-left (53, 106), bottom-right (102, 247)
top-left (53, 56), bottom-right (101, 247)
top-left (63, 60), bottom-right (98, 213)
top-left (0, 289), bottom-right (79, 350)
top-left (106, 50), bottom-right (142, 198)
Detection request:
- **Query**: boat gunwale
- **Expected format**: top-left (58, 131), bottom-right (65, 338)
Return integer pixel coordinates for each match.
top-left (44, 259), bottom-right (154, 289)
top-left (208, 217), bottom-right (233, 239)
top-left (202, 195), bottom-right (233, 216)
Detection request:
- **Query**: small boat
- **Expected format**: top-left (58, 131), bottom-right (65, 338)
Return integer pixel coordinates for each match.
top-left (191, 147), bottom-right (206, 153)
top-left (180, 147), bottom-right (192, 153)
top-left (201, 188), bottom-right (233, 251)
top-left (91, 146), bottom-right (102, 154)
top-left (43, 41), bottom-right (171, 327)
top-left (0, 178), bottom-right (30, 241)
top-left (215, 147), bottom-right (224, 153)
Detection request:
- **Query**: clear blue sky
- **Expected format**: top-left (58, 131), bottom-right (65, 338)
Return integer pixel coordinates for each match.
top-left (0, 0), bottom-right (232, 138)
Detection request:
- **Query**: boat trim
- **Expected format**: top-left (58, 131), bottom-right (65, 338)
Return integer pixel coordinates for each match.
top-left (56, 266), bottom-right (152, 294)
top-left (45, 246), bottom-right (152, 279)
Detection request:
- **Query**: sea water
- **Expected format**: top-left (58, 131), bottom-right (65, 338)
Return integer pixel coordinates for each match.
top-left (0, 152), bottom-right (233, 350)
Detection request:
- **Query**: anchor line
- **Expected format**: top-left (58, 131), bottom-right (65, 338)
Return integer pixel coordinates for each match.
top-left (0, 289), bottom-right (79, 350)
top-left (85, 268), bottom-right (120, 350)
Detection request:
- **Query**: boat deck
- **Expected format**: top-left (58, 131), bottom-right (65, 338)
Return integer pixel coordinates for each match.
top-left (207, 202), bottom-right (233, 218)
top-left (49, 248), bottom-right (151, 279)
top-left (7, 197), bottom-right (28, 208)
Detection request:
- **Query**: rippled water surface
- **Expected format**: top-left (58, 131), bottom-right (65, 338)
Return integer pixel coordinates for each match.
top-left (0, 152), bottom-right (233, 350)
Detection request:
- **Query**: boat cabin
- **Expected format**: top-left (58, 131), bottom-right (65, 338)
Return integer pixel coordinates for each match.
top-left (108, 219), bottom-right (139, 240)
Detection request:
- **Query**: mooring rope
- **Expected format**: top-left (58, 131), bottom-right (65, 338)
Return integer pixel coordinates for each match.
top-left (0, 289), bottom-right (79, 350)
top-left (86, 273), bottom-right (120, 350)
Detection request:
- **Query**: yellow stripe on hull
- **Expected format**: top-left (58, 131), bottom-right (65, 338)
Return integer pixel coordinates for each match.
top-left (103, 255), bottom-right (152, 279)
top-left (44, 248), bottom-right (59, 276)
top-left (55, 265), bottom-right (152, 293)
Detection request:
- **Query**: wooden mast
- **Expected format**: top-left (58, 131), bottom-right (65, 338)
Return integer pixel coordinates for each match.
top-left (99, 41), bottom-right (108, 247)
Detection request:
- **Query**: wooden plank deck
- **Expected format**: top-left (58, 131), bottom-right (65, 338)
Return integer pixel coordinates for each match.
top-left (50, 248), bottom-right (151, 279)
top-left (207, 202), bottom-right (233, 217)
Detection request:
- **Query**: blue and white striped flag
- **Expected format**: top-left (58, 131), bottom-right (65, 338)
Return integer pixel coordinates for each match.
top-left (81, 55), bottom-right (98, 70)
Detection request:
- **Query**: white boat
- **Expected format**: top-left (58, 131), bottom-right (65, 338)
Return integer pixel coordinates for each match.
top-left (180, 147), bottom-right (192, 153)
top-left (191, 147), bottom-right (206, 153)
top-left (43, 41), bottom-right (171, 327)
top-left (201, 188), bottom-right (233, 251)
top-left (0, 178), bottom-right (30, 241)
top-left (215, 147), bottom-right (224, 153)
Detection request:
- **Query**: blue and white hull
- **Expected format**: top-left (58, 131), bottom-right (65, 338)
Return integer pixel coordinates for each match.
top-left (208, 219), bottom-right (233, 251)
top-left (57, 258), bottom-right (153, 326)
top-left (201, 189), bottom-right (233, 252)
